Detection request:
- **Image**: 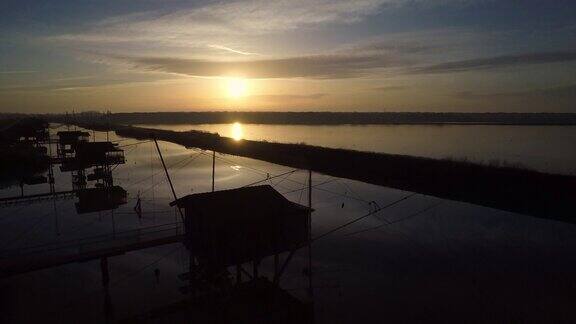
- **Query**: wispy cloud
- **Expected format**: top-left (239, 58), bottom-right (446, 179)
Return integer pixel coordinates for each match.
top-left (410, 51), bottom-right (576, 74)
top-left (46, 0), bottom-right (478, 52)
top-left (457, 84), bottom-right (576, 100)
top-left (208, 45), bottom-right (260, 56)
top-left (372, 85), bottom-right (406, 91)
top-left (0, 76), bottom-right (183, 93)
top-left (118, 53), bottom-right (409, 79)
top-left (251, 93), bottom-right (327, 102)
top-left (109, 48), bottom-right (576, 80)
top-left (48, 0), bottom-right (389, 48)
top-left (0, 70), bottom-right (37, 74)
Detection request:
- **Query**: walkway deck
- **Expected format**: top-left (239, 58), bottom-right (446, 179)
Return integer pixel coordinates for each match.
top-left (0, 222), bottom-right (184, 278)
top-left (0, 190), bottom-right (76, 207)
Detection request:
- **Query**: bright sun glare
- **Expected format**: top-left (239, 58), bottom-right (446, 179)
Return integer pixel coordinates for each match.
top-left (231, 122), bottom-right (243, 141)
top-left (228, 78), bottom-right (247, 98)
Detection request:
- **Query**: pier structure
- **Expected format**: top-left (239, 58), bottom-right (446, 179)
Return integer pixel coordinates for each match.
top-left (1, 122), bottom-right (128, 213)
top-left (56, 130), bottom-right (90, 157)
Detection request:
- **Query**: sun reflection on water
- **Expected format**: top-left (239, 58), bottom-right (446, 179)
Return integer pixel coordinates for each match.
top-left (231, 122), bottom-right (243, 141)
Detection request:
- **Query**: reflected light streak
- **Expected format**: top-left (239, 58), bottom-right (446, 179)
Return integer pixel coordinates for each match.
top-left (231, 122), bottom-right (243, 141)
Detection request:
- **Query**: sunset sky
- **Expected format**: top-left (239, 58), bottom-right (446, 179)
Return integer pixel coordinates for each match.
top-left (1, 0), bottom-right (575, 113)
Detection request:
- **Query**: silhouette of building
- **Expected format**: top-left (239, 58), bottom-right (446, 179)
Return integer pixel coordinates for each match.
top-left (171, 185), bottom-right (311, 271)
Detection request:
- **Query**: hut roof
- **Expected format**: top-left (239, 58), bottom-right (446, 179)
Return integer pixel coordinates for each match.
top-left (75, 141), bottom-right (121, 153)
top-left (170, 185), bottom-right (311, 223)
top-left (171, 185), bottom-right (311, 266)
top-left (57, 130), bottom-right (90, 137)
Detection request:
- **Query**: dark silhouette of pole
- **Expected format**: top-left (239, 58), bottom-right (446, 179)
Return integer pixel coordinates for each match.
top-left (154, 138), bottom-right (184, 222)
top-left (307, 169), bottom-right (313, 298)
top-left (111, 209), bottom-right (116, 239)
top-left (212, 150), bottom-right (215, 192)
top-left (106, 110), bottom-right (110, 142)
top-left (100, 257), bottom-right (113, 323)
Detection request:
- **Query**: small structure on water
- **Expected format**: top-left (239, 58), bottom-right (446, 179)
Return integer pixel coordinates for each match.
top-left (56, 130), bottom-right (90, 157)
top-left (167, 185), bottom-right (314, 322)
top-left (0, 118), bottom-right (49, 145)
top-left (60, 141), bottom-right (125, 172)
top-left (0, 118), bottom-right (50, 190)
top-left (171, 185), bottom-right (311, 271)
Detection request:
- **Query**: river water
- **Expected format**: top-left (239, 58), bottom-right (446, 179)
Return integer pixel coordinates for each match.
top-left (1, 124), bottom-right (576, 323)
top-left (139, 123), bottom-right (576, 175)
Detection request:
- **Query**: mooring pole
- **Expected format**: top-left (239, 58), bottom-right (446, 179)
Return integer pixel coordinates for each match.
top-left (100, 257), bottom-right (110, 286)
top-left (307, 169), bottom-right (313, 298)
top-left (236, 264), bottom-right (242, 285)
top-left (212, 150), bottom-right (215, 192)
top-left (100, 257), bottom-right (113, 323)
top-left (111, 209), bottom-right (116, 239)
top-left (274, 253), bottom-right (279, 278)
top-left (53, 199), bottom-right (60, 236)
top-left (106, 110), bottom-right (110, 142)
top-left (253, 260), bottom-right (259, 279)
top-left (154, 138), bottom-right (184, 222)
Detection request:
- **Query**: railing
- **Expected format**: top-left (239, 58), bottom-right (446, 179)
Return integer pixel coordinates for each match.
top-left (0, 222), bottom-right (184, 259)
top-left (0, 190), bottom-right (77, 207)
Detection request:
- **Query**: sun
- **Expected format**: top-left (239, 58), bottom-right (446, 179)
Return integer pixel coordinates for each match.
top-left (228, 78), bottom-right (247, 98)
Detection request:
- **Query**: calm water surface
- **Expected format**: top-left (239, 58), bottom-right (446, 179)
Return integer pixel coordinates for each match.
top-left (140, 123), bottom-right (576, 175)
top-left (1, 125), bottom-right (576, 323)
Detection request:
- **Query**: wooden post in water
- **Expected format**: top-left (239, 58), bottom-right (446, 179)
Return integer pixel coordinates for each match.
top-left (111, 209), bottom-right (116, 239)
top-left (153, 138), bottom-right (184, 222)
top-left (274, 253), bottom-right (279, 279)
top-left (106, 110), bottom-right (110, 142)
top-left (253, 260), bottom-right (258, 279)
top-left (212, 150), bottom-right (215, 192)
top-left (100, 257), bottom-right (113, 323)
top-left (307, 169), bottom-right (313, 298)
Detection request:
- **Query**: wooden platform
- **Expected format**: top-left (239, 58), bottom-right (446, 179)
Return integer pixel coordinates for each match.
top-left (0, 190), bottom-right (76, 207)
top-left (0, 223), bottom-right (184, 278)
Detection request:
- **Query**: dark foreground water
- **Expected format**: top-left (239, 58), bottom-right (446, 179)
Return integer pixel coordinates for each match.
top-left (1, 125), bottom-right (576, 323)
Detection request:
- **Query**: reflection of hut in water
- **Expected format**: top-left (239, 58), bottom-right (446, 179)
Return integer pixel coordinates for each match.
top-left (23, 175), bottom-right (48, 185)
top-left (56, 131), bottom-right (90, 157)
top-left (171, 185), bottom-right (311, 271)
top-left (75, 186), bottom-right (127, 214)
top-left (61, 142), bottom-right (125, 171)
top-left (59, 142), bottom-right (125, 189)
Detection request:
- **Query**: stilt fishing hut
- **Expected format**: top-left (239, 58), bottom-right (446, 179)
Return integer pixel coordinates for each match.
top-left (56, 130), bottom-right (90, 157)
top-left (169, 184), bottom-right (313, 322)
top-left (1, 118), bottom-right (49, 145)
top-left (171, 185), bottom-right (311, 278)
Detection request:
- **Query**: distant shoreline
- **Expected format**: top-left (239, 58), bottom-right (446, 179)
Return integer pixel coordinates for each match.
top-left (44, 111), bottom-right (576, 126)
top-left (135, 121), bottom-right (576, 126)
